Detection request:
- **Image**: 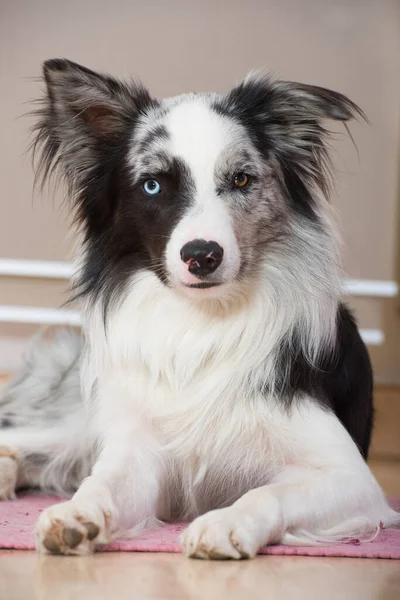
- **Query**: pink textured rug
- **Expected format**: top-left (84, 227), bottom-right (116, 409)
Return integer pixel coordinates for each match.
top-left (1, 495), bottom-right (399, 559)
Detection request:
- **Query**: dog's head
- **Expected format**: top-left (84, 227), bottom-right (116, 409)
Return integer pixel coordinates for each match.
top-left (33, 59), bottom-right (362, 306)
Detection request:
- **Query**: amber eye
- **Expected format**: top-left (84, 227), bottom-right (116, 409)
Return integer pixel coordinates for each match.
top-left (234, 173), bottom-right (249, 188)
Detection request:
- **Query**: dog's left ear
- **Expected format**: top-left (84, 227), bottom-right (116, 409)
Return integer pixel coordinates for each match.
top-left (220, 73), bottom-right (365, 213)
top-left (224, 73), bottom-right (364, 127)
top-left (221, 73), bottom-right (365, 198)
top-left (281, 80), bottom-right (365, 123)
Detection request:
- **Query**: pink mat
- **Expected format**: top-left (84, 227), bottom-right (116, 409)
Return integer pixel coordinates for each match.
top-left (1, 495), bottom-right (399, 559)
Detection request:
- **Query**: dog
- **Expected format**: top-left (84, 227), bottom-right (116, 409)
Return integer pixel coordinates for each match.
top-left (0, 59), bottom-right (398, 558)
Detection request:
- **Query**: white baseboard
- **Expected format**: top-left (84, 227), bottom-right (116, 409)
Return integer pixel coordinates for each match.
top-left (0, 259), bottom-right (75, 279)
top-left (359, 329), bottom-right (384, 345)
top-left (0, 306), bottom-right (82, 326)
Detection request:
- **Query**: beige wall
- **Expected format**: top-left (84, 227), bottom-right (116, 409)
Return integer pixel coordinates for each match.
top-left (1, 0), bottom-right (399, 379)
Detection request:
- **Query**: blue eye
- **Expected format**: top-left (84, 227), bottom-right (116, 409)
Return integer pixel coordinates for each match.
top-left (143, 179), bottom-right (161, 195)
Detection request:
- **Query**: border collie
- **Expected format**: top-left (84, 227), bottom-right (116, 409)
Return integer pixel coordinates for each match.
top-left (0, 59), bottom-right (398, 558)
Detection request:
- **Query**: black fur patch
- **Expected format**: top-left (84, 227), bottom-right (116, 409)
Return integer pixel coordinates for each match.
top-left (270, 304), bottom-right (373, 458)
top-left (75, 156), bottom-right (195, 317)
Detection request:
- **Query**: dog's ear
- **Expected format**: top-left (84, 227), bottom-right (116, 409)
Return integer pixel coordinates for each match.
top-left (226, 73), bottom-right (364, 127)
top-left (280, 80), bottom-right (365, 123)
top-left (221, 73), bottom-right (365, 204)
top-left (32, 58), bottom-right (155, 197)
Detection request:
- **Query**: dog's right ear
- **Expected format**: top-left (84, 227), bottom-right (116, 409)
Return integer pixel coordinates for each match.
top-left (32, 59), bottom-right (155, 210)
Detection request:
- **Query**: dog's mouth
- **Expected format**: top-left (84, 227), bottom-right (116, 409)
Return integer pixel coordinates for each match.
top-left (183, 282), bottom-right (223, 290)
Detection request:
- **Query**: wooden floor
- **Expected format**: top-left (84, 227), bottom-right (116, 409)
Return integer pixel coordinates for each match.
top-left (0, 379), bottom-right (399, 599)
top-left (1, 550), bottom-right (400, 600)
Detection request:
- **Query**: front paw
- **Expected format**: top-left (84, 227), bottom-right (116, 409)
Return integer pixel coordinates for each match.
top-left (181, 507), bottom-right (262, 560)
top-left (36, 500), bottom-right (111, 555)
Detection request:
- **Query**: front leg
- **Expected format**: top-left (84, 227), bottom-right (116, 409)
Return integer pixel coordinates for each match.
top-left (36, 416), bottom-right (163, 555)
top-left (182, 401), bottom-right (397, 559)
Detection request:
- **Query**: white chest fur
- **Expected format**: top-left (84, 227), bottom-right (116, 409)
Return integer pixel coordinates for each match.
top-left (82, 272), bottom-right (294, 515)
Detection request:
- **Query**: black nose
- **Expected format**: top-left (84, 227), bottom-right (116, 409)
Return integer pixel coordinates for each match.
top-left (180, 239), bottom-right (224, 276)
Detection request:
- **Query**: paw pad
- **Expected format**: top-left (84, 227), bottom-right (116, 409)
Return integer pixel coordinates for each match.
top-left (62, 527), bottom-right (84, 549)
top-left (82, 521), bottom-right (100, 541)
top-left (42, 533), bottom-right (63, 554)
